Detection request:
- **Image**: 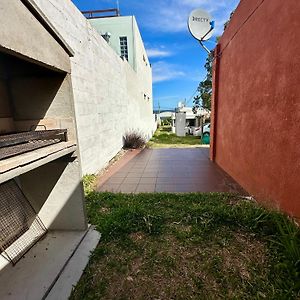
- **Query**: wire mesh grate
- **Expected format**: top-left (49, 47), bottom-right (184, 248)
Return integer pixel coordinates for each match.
top-left (0, 180), bottom-right (47, 265)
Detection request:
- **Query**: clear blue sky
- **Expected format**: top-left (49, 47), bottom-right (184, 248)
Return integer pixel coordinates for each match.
top-left (72, 0), bottom-right (239, 111)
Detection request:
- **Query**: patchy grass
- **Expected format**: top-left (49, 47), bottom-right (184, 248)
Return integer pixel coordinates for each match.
top-left (70, 184), bottom-right (300, 300)
top-left (147, 126), bottom-right (202, 148)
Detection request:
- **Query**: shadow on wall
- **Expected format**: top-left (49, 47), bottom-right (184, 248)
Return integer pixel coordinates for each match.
top-left (18, 155), bottom-right (87, 231)
top-left (0, 51), bottom-right (66, 134)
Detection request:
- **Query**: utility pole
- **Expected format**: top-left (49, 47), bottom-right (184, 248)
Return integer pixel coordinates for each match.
top-left (116, 0), bottom-right (120, 15)
top-left (157, 100), bottom-right (161, 127)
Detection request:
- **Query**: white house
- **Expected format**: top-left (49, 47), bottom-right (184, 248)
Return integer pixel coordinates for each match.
top-left (172, 104), bottom-right (210, 135)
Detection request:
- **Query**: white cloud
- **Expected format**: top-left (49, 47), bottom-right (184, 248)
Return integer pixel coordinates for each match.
top-left (142, 0), bottom-right (239, 36)
top-left (146, 48), bottom-right (172, 58)
top-left (152, 61), bottom-right (185, 83)
top-left (99, 0), bottom-right (239, 37)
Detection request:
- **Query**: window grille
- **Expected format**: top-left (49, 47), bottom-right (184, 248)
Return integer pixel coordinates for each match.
top-left (120, 36), bottom-right (128, 61)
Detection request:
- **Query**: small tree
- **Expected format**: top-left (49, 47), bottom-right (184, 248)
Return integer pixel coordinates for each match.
top-left (193, 52), bottom-right (213, 113)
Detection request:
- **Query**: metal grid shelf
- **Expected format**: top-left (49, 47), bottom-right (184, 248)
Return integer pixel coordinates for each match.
top-left (0, 180), bottom-right (47, 265)
top-left (0, 129), bottom-right (67, 148)
top-left (0, 129), bottom-right (67, 160)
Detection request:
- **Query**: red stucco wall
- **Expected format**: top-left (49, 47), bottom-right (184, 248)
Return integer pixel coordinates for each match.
top-left (212, 0), bottom-right (300, 217)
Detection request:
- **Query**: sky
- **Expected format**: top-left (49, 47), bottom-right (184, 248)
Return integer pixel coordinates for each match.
top-left (72, 0), bottom-right (240, 111)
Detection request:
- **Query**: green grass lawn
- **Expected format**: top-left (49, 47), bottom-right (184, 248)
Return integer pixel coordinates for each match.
top-left (70, 180), bottom-right (300, 299)
top-left (147, 126), bottom-right (202, 148)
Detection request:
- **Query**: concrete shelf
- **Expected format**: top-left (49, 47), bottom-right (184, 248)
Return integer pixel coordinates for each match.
top-left (0, 227), bottom-right (101, 300)
top-left (0, 141), bottom-right (77, 184)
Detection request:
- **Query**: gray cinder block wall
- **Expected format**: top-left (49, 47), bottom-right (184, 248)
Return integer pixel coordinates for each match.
top-left (31, 0), bottom-right (156, 174)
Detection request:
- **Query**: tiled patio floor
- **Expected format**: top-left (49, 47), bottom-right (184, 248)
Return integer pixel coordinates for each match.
top-left (96, 148), bottom-right (246, 194)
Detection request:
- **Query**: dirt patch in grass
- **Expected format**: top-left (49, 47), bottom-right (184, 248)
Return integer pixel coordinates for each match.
top-left (71, 192), bottom-right (300, 300)
top-left (72, 231), bottom-right (270, 299)
top-left (100, 207), bottom-right (111, 214)
top-left (129, 231), bottom-right (146, 242)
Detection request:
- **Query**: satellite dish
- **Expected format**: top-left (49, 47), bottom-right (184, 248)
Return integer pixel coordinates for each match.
top-left (188, 9), bottom-right (214, 41)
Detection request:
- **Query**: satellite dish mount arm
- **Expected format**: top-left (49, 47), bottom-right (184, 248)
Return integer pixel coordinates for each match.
top-left (199, 40), bottom-right (211, 54)
top-left (199, 21), bottom-right (215, 54)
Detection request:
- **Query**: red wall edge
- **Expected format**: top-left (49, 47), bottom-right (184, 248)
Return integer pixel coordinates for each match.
top-left (213, 0), bottom-right (300, 217)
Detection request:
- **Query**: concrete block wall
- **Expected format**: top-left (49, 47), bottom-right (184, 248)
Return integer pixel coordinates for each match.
top-left (31, 0), bottom-right (156, 174)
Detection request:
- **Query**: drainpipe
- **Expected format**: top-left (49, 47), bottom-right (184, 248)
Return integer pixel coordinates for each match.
top-left (210, 44), bottom-right (221, 162)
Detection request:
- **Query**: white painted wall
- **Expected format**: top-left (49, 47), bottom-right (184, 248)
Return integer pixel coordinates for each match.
top-left (31, 0), bottom-right (156, 174)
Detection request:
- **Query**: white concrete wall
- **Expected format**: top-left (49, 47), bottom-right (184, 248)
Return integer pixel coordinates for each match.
top-left (31, 0), bottom-right (156, 174)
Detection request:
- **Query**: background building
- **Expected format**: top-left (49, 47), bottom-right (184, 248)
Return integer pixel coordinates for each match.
top-left (89, 15), bottom-right (149, 72)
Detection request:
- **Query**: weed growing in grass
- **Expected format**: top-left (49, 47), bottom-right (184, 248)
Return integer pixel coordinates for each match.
top-left (71, 184), bottom-right (300, 300)
top-left (123, 131), bottom-right (146, 149)
top-left (82, 174), bottom-right (96, 195)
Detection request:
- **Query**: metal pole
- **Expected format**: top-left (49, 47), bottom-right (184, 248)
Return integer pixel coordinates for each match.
top-left (116, 0), bottom-right (120, 15)
top-left (199, 40), bottom-right (211, 54)
top-left (200, 117), bottom-right (204, 139)
top-left (198, 22), bottom-right (215, 54)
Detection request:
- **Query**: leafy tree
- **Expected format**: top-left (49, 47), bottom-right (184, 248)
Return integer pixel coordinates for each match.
top-left (193, 52), bottom-right (213, 112)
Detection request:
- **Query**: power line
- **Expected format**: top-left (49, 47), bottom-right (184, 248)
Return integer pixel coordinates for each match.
top-left (185, 88), bottom-right (198, 105)
top-left (186, 72), bottom-right (210, 106)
